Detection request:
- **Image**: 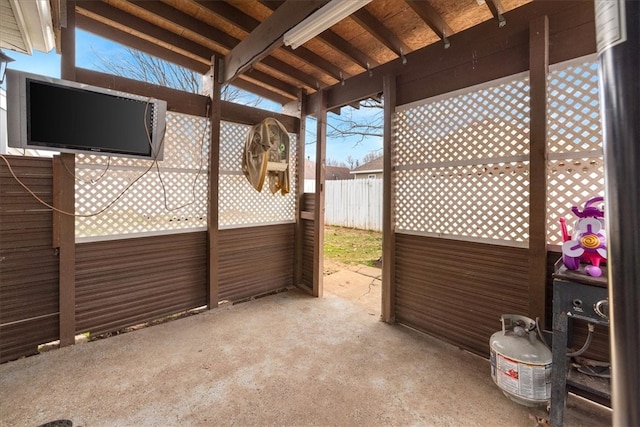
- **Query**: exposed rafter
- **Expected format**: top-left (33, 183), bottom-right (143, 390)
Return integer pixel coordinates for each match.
top-left (133, 1), bottom-right (321, 90)
top-left (77, 1), bottom-right (213, 63)
top-left (65, 0), bottom-right (534, 105)
top-left (351, 8), bottom-right (411, 59)
top-left (195, 0), bottom-right (342, 83)
top-left (405, 0), bottom-right (454, 48)
top-left (74, 6), bottom-right (292, 104)
top-left (131, 1), bottom-right (238, 52)
top-left (485, 0), bottom-right (507, 27)
top-left (74, 13), bottom-right (209, 73)
top-left (260, 0), bottom-right (379, 71)
top-left (223, 0), bottom-right (328, 83)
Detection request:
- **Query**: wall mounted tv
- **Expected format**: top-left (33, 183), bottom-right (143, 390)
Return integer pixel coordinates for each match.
top-left (6, 70), bottom-right (166, 160)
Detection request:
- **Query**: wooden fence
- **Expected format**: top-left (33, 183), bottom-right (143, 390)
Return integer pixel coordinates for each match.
top-left (325, 179), bottom-right (382, 231)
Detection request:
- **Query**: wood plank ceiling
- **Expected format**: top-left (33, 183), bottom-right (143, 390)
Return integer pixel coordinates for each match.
top-left (72, 0), bottom-right (532, 106)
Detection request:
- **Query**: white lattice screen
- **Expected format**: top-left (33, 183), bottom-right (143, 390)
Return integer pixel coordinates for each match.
top-left (219, 121), bottom-right (297, 228)
top-left (75, 112), bottom-right (210, 238)
top-left (394, 75), bottom-right (531, 245)
top-left (546, 57), bottom-right (604, 246)
top-left (75, 115), bottom-right (297, 237)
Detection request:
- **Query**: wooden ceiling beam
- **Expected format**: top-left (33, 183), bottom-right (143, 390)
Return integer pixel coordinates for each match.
top-left (282, 45), bottom-right (346, 81)
top-left (77, 1), bottom-right (300, 102)
top-left (131, 1), bottom-right (237, 51)
top-left (77, 1), bottom-right (213, 61)
top-left (223, 0), bottom-right (328, 83)
top-left (131, 1), bottom-right (319, 90)
top-left (234, 75), bottom-right (294, 105)
top-left (240, 68), bottom-right (299, 99)
top-left (196, 0), bottom-right (343, 82)
top-left (193, 0), bottom-right (261, 32)
top-left (485, 0), bottom-right (507, 27)
top-left (260, 56), bottom-right (321, 91)
top-left (405, 0), bottom-right (454, 47)
top-left (316, 30), bottom-right (379, 70)
top-left (74, 13), bottom-right (293, 105)
top-left (351, 8), bottom-right (411, 58)
top-left (260, 0), bottom-right (379, 70)
top-left (305, 0), bottom-right (595, 113)
top-left (50, 0), bottom-right (63, 53)
top-left (75, 14), bottom-right (210, 74)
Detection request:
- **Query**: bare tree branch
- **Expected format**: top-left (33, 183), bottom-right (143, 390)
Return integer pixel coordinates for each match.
top-left (326, 99), bottom-right (383, 144)
top-left (92, 46), bottom-right (263, 106)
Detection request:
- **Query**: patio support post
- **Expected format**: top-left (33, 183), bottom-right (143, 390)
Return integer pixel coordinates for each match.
top-left (55, 0), bottom-right (77, 347)
top-left (312, 90), bottom-right (327, 297)
top-left (527, 15), bottom-right (549, 323)
top-left (382, 73), bottom-right (397, 323)
top-left (294, 90), bottom-right (306, 287)
top-left (596, 2), bottom-right (640, 424)
top-left (207, 55), bottom-right (222, 308)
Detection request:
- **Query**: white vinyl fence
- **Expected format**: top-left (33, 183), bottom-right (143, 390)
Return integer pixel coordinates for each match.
top-left (324, 179), bottom-right (382, 231)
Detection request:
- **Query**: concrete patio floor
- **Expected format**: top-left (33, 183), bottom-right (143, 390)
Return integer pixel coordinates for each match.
top-left (0, 266), bottom-right (611, 426)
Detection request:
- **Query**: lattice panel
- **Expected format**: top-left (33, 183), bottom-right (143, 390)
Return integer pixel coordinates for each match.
top-left (75, 112), bottom-right (210, 238)
top-left (394, 75), bottom-right (531, 244)
top-left (219, 121), bottom-right (296, 228)
top-left (548, 61), bottom-right (601, 154)
top-left (395, 79), bottom-right (529, 168)
top-left (395, 163), bottom-right (529, 241)
top-left (546, 58), bottom-right (604, 246)
top-left (547, 158), bottom-right (604, 244)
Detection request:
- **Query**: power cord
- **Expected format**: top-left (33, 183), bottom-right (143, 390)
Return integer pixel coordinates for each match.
top-left (0, 153), bottom-right (156, 218)
top-left (63, 155), bottom-right (111, 184)
top-left (154, 103), bottom-right (209, 212)
top-left (0, 99), bottom-right (163, 217)
top-left (0, 98), bottom-right (208, 220)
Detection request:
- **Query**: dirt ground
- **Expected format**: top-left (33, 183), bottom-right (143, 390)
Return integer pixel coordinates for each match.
top-left (0, 263), bottom-right (611, 427)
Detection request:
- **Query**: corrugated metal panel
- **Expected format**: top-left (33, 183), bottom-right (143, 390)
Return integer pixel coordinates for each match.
top-left (301, 193), bottom-right (315, 289)
top-left (302, 220), bottom-right (314, 288)
top-left (75, 232), bottom-right (207, 335)
top-left (546, 251), bottom-right (610, 362)
top-left (302, 193), bottom-right (315, 213)
top-left (219, 224), bottom-right (294, 301)
top-left (0, 156), bottom-right (59, 363)
top-left (395, 234), bottom-right (530, 357)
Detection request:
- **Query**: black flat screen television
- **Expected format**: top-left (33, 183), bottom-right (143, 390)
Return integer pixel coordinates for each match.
top-left (6, 70), bottom-right (166, 160)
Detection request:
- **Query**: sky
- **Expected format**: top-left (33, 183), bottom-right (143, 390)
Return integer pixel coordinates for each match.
top-left (3, 30), bottom-right (382, 165)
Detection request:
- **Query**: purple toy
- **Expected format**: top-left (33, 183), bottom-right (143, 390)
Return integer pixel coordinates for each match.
top-left (559, 197), bottom-right (607, 277)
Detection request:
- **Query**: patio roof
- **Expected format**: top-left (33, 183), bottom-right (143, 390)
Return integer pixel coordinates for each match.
top-left (51, 0), bottom-right (532, 106)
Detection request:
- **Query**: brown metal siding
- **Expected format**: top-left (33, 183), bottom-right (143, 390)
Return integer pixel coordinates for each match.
top-left (218, 224), bottom-right (294, 301)
top-left (395, 234), bottom-right (530, 357)
top-left (546, 251), bottom-right (610, 362)
top-left (302, 220), bottom-right (314, 288)
top-left (301, 193), bottom-right (315, 288)
top-left (302, 193), bottom-right (315, 213)
top-left (75, 232), bottom-right (207, 335)
top-left (0, 156), bottom-right (59, 363)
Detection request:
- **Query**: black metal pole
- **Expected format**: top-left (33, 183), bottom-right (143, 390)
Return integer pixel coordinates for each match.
top-left (596, 1), bottom-right (640, 425)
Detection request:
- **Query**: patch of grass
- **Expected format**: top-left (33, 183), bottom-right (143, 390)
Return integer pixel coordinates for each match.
top-left (324, 225), bottom-right (382, 267)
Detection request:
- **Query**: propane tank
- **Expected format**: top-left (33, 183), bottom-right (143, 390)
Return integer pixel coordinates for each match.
top-left (490, 314), bottom-right (552, 407)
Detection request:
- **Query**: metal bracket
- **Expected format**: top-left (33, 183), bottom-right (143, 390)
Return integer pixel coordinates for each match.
top-left (216, 57), bottom-right (225, 84)
top-left (442, 29), bottom-right (451, 49)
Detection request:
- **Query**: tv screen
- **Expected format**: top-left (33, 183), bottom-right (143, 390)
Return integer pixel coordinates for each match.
top-left (7, 70), bottom-right (166, 160)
